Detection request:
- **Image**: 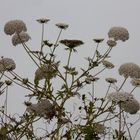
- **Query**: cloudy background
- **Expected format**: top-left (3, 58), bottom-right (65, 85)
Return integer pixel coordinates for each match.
top-left (0, 0), bottom-right (140, 139)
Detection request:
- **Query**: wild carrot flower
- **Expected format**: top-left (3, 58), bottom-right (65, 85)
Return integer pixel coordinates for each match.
top-left (55, 23), bottom-right (69, 30)
top-left (4, 20), bottom-right (27, 35)
top-left (107, 92), bottom-right (139, 114)
top-left (107, 92), bottom-right (133, 102)
top-left (27, 99), bottom-right (56, 119)
top-left (118, 63), bottom-right (140, 78)
top-left (0, 58), bottom-right (16, 72)
top-left (108, 27), bottom-right (129, 41)
top-left (93, 38), bottom-right (104, 43)
top-left (121, 98), bottom-right (140, 114)
top-left (107, 38), bottom-right (117, 47)
top-left (60, 39), bottom-right (84, 49)
top-left (12, 32), bottom-right (31, 46)
top-left (102, 60), bottom-right (114, 69)
top-left (105, 77), bottom-right (117, 84)
top-left (36, 18), bottom-right (50, 24)
top-left (35, 63), bottom-right (58, 81)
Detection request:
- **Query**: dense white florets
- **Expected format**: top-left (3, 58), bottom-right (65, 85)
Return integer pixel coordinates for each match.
top-left (12, 32), bottom-right (31, 46)
top-left (108, 27), bottom-right (129, 42)
top-left (118, 63), bottom-right (140, 78)
top-left (4, 20), bottom-right (27, 35)
top-left (0, 58), bottom-right (16, 72)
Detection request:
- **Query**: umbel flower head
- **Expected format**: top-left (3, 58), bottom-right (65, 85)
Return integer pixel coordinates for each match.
top-left (105, 77), bottom-right (117, 84)
top-left (4, 20), bottom-right (27, 35)
top-left (107, 38), bottom-right (117, 47)
top-left (55, 23), bottom-right (69, 30)
top-left (27, 99), bottom-right (56, 119)
top-left (118, 63), bottom-right (140, 78)
top-left (108, 27), bottom-right (129, 42)
top-left (34, 63), bottom-right (58, 82)
top-left (121, 98), bottom-right (140, 114)
top-left (36, 18), bottom-right (50, 24)
top-left (0, 58), bottom-right (16, 72)
top-left (60, 39), bottom-right (84, 49)
top-left (107, 92), bottom-right (140, 114)
top-left (12, 32), bottom-right (31, 46)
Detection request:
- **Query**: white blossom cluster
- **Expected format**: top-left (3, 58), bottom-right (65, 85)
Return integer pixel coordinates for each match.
top-left (108, 27), bottom-right (129, 42)
top-left (4, 20), bottom-right (30, 46)
top-left (107, 92), bottom-right (140, 114)
top-left (27, 99), bottom-right (56, 119)
top-left (0, 58), bottom-right (16, 72)
top-left (118, 63), bottom-right (140, 79)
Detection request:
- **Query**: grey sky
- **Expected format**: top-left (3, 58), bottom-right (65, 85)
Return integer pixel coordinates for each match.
top-left (0, 0), bottom-right (140, 139)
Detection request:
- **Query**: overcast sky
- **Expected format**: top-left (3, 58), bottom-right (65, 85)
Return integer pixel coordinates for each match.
top-left (0, 0), bottom-right (140, 139)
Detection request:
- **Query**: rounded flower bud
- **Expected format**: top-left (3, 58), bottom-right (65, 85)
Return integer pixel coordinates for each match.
top-left (118, 63), bottom-right (140, 78)
top-left (0, 58), bottom-right (16, 72)
top-left (4, 20), bottom-right (27, 35)
top-left (108, 27), bottom-right (129, 42)
top-left (102, 60), bottom-right (114, 69)
top-left (12, 32), bottom-right (31, 46)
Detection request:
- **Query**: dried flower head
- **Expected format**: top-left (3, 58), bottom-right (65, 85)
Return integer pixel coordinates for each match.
top-left (121, 98), bottom-right (140, 114)
top-left (105, 77), bottom-right (117, 84)
top-left (107, 38), bottom-right (117, 47)
top-left (108, 27), bottom-right (129, 41)
top-left (35, 63), bottom-right (58, 81)
top-left (60, 39), bottom-right (84, 49)
top-left (27, 99), bottom-right (56, 119)
top-left (4, 20), bottom-right (27, 35)
top-left (131, 79), bottom-right (140, 87)
top-left (93, 38), bottom-right (104, 43)
top-left (118, 63), bottom-right (140, 78)
top-left (12, 32), bottom-right (31, 46)
top-left (102, 60), bottom-right (114, 69)
top-left (0, 58), bottom-right (16, 72)
top-left (56, 23), bottom-right (69, 30)
top-left (36, 18), bottom-right (50, 24)
top-left (107, 92), bottom-right (133, 103)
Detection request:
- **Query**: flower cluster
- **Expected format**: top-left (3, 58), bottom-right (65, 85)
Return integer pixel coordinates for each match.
top-left (26, 99), bottom-right (56, 119)
top-left (118, 63), bottom-right (140, 78)
top-left (0, 58), bottom-right (16, 72)
top-left (108, 27), bottom-right (129, 42)
top-left (107, 92), bottom-right (140, 114)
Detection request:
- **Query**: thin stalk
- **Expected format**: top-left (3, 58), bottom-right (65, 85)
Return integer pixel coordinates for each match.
top-left (4, 86), bottom-right (8, 123)
top-left (118, 78), bottom-right (127, 91)
top-left (52, 29), bottom-right (63, 55)
top-left (92, 43), bottom-right (99, 60)
top-left (65, 49), bottom-right (72, 81)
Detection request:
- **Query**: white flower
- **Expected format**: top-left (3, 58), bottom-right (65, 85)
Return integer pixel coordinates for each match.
top-left (102, 60), bottom-right (114, 69)
top-left (107, 38), bottom-right (117, 47)
top-left (108, 27), bottom-right (129, 41)
top-left (36, 18), bottom-right (50, 24)
top-left (0, 58), bottom-right (16, 72)
top-left (27, 99), bottom-right (56, 119)
top-left (107, 92), bottom-right (133, 103)
top-left (55, 23), bottom-right (69, 30)
top-left (12, 32), bottom-right (31, 46)
top-left (121, 98), bottom-right (140, 114)
top-left (105, 77), bottom-right (117, 84)
top-left (4, 20), bottom-right (27, 35)
top-left (118, 63), bottom-right (140, 78)
top-left (35, 63), bottom-right (58, 81)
